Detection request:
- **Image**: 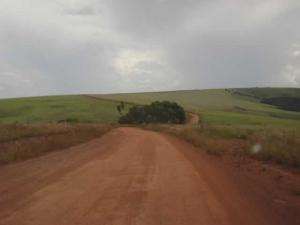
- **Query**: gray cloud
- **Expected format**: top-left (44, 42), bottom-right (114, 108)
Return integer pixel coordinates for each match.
top-left (0, 0), bottom-right (299, 98)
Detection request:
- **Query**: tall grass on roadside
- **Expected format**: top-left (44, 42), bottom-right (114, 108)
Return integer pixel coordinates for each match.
top-left (251, 130), bottom-right (300, 167)
top-left (0, 123), bottom-right (113, 164)
top-left (144, 124), bottom-right (300, 168)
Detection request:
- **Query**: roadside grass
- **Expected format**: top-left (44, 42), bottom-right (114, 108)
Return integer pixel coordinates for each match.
top-left (0, 95), bottom-right (128, 124)
top-left (254, 131), bottom-right (300, 166)
top-left (144, 123), bottom-right (300, 168)
top-left (0, 123), bottom-right (113, 164)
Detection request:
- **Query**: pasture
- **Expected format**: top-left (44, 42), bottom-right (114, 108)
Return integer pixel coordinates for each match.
top-left (0, 95), bottom-right (127, 124)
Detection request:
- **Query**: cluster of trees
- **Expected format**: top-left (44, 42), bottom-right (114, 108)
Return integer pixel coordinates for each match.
top-left (118, 101), bottom-right (186, 124)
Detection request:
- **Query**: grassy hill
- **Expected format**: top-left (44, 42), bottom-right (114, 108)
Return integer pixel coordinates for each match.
top-left (0, 95), bottom-right (128, 124)
top-left (98, 88), bottom-right (300, 129)
top-left (0, 88), bottom-right (299, 129)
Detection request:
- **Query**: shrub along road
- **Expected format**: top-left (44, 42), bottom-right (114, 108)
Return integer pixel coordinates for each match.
top-left (0, 127), bottom-right (299, 225)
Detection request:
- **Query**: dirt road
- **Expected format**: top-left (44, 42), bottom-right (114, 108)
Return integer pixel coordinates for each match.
top-left (0, 128), bottom-right (298, 225)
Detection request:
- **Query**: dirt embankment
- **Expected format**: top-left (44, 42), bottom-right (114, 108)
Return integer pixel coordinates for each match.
top-left (0, 127), bottom-right (299, 225)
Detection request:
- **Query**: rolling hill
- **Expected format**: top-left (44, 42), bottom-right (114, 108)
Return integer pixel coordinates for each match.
top-left (0, 95), bottom-right (128, 124)
top-left (98, 88), bottom-right (300, 128)
top-left (0, 88), bottom-right (299, 129)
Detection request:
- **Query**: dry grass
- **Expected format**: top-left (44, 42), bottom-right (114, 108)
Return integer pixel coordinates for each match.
top-left (251, 131), bottom-right (300, 167)
top-left (0, 123), bottom-right (114, 164)
top-left (143, 124), bottom-right (300, 168)
top-left (2, 122), bottom-right (299, 168)
top-left (143, 124), bottom-right (227, 156)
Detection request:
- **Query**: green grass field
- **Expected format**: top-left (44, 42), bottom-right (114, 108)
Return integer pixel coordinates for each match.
top-left (98, 88), bottom-right (300, 130)
top-left (0, 95), bottom-right (128, 124)
top-left (0, 88), bottom-right (299, 130)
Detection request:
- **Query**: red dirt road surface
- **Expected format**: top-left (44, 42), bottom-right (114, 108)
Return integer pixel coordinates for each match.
top-left (0, 127), bottom-right (299, 225)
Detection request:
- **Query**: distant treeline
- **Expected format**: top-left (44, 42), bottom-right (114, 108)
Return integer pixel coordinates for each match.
top-left (261, 97), bottom-right (300, 112)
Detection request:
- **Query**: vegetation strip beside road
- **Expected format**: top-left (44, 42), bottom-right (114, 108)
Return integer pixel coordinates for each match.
top-left (142, 124), bottom-right (300, 168)
top-left (0, 123), bottom-right (114, 165)
top-left (2, 120), bottom-right (298, 169)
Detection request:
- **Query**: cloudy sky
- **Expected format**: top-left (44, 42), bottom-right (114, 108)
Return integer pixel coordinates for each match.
top-left (0, 0), bottom-right (299, 98)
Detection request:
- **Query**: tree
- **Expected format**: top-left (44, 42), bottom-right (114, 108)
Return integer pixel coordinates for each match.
top-left (116, 101), bottom-right (125, 115)
top-left (118, 101), bottom-right (186, 124)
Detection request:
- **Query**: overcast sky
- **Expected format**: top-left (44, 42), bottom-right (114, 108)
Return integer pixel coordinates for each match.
top-left (0, 0), bottom-right (299, 98)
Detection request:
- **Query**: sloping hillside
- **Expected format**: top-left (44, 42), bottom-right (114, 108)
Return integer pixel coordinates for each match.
top-left (98, 88), bottom-right (300, 128)
top-left (0, 88), bottom-right (299, 128)
top-left (230, 88), bottom-right (300, 112)
top-left (0, 95), bottom-right (126, 124)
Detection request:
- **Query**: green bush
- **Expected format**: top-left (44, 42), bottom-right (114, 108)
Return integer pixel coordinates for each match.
top-left (119, 101), bottom-right (186, 124)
